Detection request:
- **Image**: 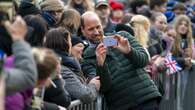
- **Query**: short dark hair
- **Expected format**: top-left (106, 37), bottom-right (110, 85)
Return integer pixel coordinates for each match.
top-left (172, 2), bottom-right (186, 11)
top-left (150, 0), bottom-right (167, 10)
top-left (121, 14), bottom-right (132, 24)
top-left (130, 0), bottom-right (148, 14)
top-left (44, 27), bottom-right (70, 53)
top-left (24, 15), bottom-right (48, 47)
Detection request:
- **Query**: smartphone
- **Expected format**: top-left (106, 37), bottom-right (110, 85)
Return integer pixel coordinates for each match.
top-left (0, 1), bottom-right (14, 22)
top-left (103, 36), bottom-right (118, 47)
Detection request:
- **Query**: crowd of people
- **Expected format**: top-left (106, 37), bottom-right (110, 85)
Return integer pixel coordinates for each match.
top-left (0, 0), bottom-right (195, 110)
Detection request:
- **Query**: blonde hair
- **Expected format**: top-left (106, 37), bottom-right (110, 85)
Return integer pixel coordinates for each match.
top-left (130, 15), bottom-right (150, 48)
top-left (67, 0), bottom-right (94, 13)
top-left (172, 15), bottom-right (193, 57)
top-left (32, 48), bottom-right (59, 80)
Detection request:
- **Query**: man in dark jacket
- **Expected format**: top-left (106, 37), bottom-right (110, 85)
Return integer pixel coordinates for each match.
top-left (81, 11), bottom-right (161, 110)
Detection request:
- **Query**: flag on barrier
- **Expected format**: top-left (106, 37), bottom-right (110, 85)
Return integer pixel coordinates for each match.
top-left (165, 53), bottom-right (182, 75)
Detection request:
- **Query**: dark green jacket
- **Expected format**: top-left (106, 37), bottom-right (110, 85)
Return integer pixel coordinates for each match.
top-left (82, 31), bottom-right (161, 110)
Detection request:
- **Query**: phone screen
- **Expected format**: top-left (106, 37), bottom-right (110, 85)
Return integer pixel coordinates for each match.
top-left (103, 36), bottom-right (118, 47)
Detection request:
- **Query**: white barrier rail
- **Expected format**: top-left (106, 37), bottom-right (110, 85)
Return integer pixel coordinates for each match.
top-left (67, 95), bottom-right (105, 110)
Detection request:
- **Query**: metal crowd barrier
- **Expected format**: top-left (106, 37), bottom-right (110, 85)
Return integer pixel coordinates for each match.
top-left (67, 95), bottom-right (106, 110)
top-left (65, 74), bottom-right (179, 110)
top-left (152, 71), bottom-right (184, 110)
top-left (65, 71), bottom-right (189, 110)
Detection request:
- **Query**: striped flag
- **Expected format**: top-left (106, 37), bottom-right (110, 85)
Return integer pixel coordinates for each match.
top-left (165, 53), bottom-right (182, 75)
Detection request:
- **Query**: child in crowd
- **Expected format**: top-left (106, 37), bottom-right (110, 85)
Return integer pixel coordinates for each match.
top-left (28, 48), bottom-right (68, 110)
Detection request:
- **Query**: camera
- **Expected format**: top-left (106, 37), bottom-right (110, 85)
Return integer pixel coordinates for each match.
top-left (103, 36), bottom-right (118, 47)
top-left (0, 0), bottom-right (14, 23)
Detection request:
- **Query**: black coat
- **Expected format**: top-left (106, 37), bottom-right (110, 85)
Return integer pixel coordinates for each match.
top-left (44, 78), bottom-right (71, 108)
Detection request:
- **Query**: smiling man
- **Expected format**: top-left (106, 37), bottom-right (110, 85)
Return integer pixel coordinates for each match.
top-left (81, 11), bottom-right (162, 110)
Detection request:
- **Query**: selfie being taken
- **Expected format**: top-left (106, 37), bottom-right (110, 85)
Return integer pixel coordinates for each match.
top-left (1, 0), bottom-right (195, 110)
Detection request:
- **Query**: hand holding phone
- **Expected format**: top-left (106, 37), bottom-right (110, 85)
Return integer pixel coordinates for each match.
top-left (103, 36), bottom-right (118, 47)
top-left (96, 43), bottom-right (107, 66)
top-left (113, 35), bottom-right (131, 54)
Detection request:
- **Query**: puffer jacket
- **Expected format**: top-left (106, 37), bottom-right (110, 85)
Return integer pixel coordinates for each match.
top-left (82, 31), bottom-right (161, 110)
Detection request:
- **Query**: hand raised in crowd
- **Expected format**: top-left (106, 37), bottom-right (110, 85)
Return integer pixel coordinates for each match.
top-left (113, 35), bottom-right (131, 54)
top-left (89, 76), bottom-right (100, 91)
top-left (4, 16), bottom-right (27, 41)
top-left (96, 43), bottom-right (107, 66)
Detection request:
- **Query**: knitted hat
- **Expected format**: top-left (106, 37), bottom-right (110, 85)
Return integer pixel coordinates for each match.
top-left (18, 0), bottom-right (40, 17)
top-left (95, 0), bottom-right (109, 8)
top-left (40, 0), bottom-right (65, 11)
top-left (71, 37), bottom-right (83, 47)
top-left (164, 11), bottom-right (175, 23)
top-left (110, 1), bottom-right (124, 10)
top-left (166, 1), bottom-right (177, 11)
top-left (115, 24), bottom-right (134, 36)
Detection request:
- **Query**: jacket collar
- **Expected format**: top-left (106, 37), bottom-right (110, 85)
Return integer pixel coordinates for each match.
top-left (55, 50), bottom-right (81, 72)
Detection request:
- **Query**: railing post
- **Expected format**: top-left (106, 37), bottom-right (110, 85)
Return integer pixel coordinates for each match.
top-left (67, 94), bottom-right (106, 110)
top-left (96, 94), bottom-right (102, 110)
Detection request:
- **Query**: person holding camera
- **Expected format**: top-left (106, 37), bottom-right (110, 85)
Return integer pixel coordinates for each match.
top-left (0, 14), bottom-right (37, 95)
top-left (81, 11), bottom-right (161, 110)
